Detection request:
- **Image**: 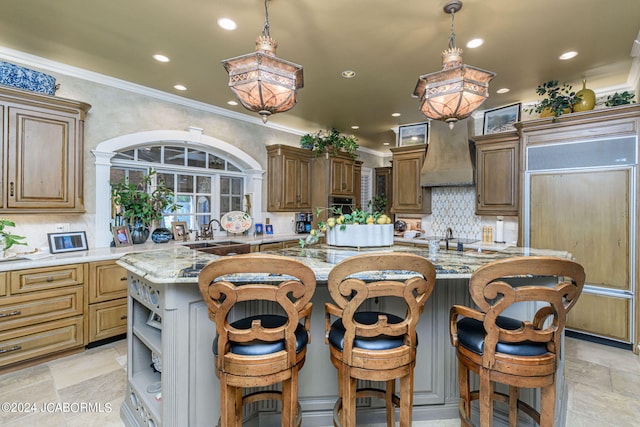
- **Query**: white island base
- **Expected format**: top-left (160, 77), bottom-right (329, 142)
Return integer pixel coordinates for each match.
top-left (118, 246), bottom-right (571, 427)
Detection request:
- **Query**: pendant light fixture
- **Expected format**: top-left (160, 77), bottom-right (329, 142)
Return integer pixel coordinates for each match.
top-left (222, 0), bottom-right (303, 123)
top-left (413, 0), bottom-right (495, 129)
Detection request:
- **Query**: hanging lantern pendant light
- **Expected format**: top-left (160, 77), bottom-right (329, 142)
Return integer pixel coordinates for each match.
top-left (413, 0), bottom-right (495, 129)
top-left (222, 0), bottom-right (304, 123)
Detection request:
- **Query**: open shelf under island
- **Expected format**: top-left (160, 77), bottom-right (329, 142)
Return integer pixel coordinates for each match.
top-left (117, 244), bottom-right (573, 427)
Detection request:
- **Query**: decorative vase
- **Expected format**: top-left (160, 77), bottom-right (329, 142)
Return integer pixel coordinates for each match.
top-left (572, 80), bottom-right (596, 112)
top-left (326, 224), bottom-right (394, 247)
top-left (151, 227), bottom-right (173, 243)
top-left (129, 221), bottom-right (150, 244)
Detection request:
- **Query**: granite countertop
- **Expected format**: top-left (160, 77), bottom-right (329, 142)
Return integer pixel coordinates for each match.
top-left (116, 243), bottom-right (573, 284)
top-left (0, 232), bottom-right (306, 272)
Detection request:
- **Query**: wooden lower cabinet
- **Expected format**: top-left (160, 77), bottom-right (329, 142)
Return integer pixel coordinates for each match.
top-left (0, 265), bottom-right (86, 370)
top-left (89, 299), bottom-right (128, 342)
top-left (0, 317), bottom-right (84, 368)
top-left (567, 293), bottom-right (631, 342)
top-left (87, 260), bottom-right (128, 344)
top-left (259, 239), bottom-right (300, 251)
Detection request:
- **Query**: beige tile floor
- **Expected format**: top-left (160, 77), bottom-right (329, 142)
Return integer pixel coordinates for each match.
top-left (0, 337), bottom-right (637, 426)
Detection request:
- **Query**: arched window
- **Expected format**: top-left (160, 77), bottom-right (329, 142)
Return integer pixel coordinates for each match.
top-left (92, 128), bottom-right (264, 248)
top-left (110, 144), bottom-right (245, 232)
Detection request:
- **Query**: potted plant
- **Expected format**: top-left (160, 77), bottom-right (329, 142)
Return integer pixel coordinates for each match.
top-left (111, 170), bottom-right (180, 243)
top-left (0, 218), bottom-right (26, 255)
top-left (300, 206), bottom-right (392, 248)
top-left (300, 128), bottom-right (359, 158)
top-left (526, 80), bottom-right (582, 121)
top-left (605, 91), bottom-right (636, 107)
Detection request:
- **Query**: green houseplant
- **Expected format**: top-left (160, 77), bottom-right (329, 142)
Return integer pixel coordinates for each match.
top-left (605, 91), bottom-right (636, 107)
top-left (111, 170), bottom-right (179, 243)
top-left (0, 218), bottom-right (27, 252)
top-left (526, 80), bottom-right (582, 120)
top-left (300, 128), bottom-right (359, 158)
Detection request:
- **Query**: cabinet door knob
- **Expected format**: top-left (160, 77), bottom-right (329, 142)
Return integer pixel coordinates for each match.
top-left (46, 276), bottom-right (54, 282)
top-left (120, 277), bottom-right (128, 281)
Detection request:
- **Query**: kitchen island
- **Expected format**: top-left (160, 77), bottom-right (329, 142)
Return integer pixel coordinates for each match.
top-left (118, 244), bottom-right (572, 427)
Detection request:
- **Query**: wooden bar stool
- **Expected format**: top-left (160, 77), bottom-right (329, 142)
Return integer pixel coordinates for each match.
top-left (325, 252), bottom-right (436, 427)
top-left (198, 253), bottom-right (316, 427)
top-left (449, 256), bottom-right (585, 427)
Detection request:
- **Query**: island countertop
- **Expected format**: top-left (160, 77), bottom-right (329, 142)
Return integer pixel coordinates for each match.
top-left (116, 243), bottom-right (573, 284)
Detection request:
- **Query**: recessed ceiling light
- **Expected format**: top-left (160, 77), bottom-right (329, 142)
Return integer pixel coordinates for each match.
top-left (153, 54), bottom-right (170, 63)
top-left (391, 112), bottom-right (401, 117)
top-left (341, 70), bottom-right (356, 78)
top-left (227, 100), bottom-right (238, 106)
top-left (351, 125), bottom-right (359, 130)
top-left (466, 38), bottom-right (484, 49)
top-left (496, 88), bottom-right (510, 94)
top-left (559, 51), bottom-right (578, 60)
top-left (217, 18), bottom-right (237, 31)
top-left (173, 84), bottom-right (187, 91)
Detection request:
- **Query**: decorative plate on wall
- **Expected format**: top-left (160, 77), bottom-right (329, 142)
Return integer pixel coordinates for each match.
top-left (220, 211), bottom-right (252, 233)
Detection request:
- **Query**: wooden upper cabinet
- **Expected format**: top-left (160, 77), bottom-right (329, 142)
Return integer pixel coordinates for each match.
top-left (472, 131), bottom-right (520, 216)
top-left (330, 157), bottom-right (355, 196)
top-left (0, 87), bottom-right (90, 213)
top-left (390, 144), bottom-right (431, 214)
top-left (267, 145), bottom-right (313, 211)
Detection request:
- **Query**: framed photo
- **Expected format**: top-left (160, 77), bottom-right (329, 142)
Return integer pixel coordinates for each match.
top-left (483, 103), bottom-right (521, 134)
top-left (172, 221), bottom-right (189, 241)
top-left (265, 224), bottom-right (274, 235)
top-left (47, 231), bottom-right (88, 254)
top-left (146, 311), bottom-right (162, 330)
top-left (112, 225), bottom-right (132, 247)
top-left (398, 122), bottom-right (429, 147)
top-left (254, 223), bottom-right (264, 235)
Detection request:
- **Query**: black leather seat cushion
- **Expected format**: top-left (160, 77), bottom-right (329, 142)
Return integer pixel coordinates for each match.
top-left (457, 316), bottom-right (549, 357)
top-left (213, 314), bottom-right (308, 356)
top-left (328, 311), bottom-right (407, 352)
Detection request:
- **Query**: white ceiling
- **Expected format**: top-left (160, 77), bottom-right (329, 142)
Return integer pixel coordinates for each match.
top-left (0, 0), bottom-right (639, 151)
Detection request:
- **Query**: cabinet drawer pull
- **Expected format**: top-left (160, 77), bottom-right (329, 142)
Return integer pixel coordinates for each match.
top-left (9, 182), bottom-right (14, 197)
top-left (120, 277), bottom-right (128, 281)
top-left (46, 276), bottom-right (55, 282)
top-left (0, 310), bottom-right (21, 318)
top-left (120, 315), bottom-right (128, 320)
top-left (0, 345), bottom-right (21, 354)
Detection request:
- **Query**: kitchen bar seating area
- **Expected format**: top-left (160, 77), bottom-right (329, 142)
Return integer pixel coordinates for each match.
top-left (0, 2), bottom-right (639, 426)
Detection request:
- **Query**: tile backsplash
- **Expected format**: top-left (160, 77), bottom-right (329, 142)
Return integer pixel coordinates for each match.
top-left (422, 186), bottom-right (518, 243)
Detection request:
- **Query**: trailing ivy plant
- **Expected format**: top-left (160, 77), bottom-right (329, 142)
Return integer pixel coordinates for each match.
top-left (525, 80), bottom-right (582, 121)
top-left (300, 128), bottom-right (359, 158)
top-left (605, 91), bottom-right (636, 107)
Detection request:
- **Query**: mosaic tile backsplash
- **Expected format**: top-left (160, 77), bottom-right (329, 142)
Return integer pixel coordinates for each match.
top-left (423, 186), bottom-right (518, 243)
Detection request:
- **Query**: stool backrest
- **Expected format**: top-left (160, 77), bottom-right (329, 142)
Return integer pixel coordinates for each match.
top-left (327, 252), bottom-right (436, 358)
top-left (198, 253), bottom-right (316, 367)
top-left (468, 256), bottom-right (585, 362)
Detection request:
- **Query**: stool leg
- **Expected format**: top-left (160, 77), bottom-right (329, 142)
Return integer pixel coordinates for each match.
top-left (281, 369), bottom-right (298, 427)
top-left (479, 368), bottom-right (494, 427)
top-left (508, 386), bottom-right (518, 426)
top-left (539, 383), bottom-right (556, 427)
top-left (399, 367), bottom-right (414, 427)
top-left (219, 375), bottom-right (238, 427)
top-left (341, 366), bottom-right (357, 427)
top-left (457, 358), bottom-right (471, 424)
top-left (385, 379), bottom-right (395, 426)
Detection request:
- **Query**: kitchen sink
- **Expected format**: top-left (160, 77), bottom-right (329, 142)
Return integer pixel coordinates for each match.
top-left (185, 241), bottom-right (251, 256)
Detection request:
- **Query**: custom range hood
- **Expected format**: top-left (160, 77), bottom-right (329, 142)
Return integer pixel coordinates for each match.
top-left (421, 119), bottom-right (475, 187)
